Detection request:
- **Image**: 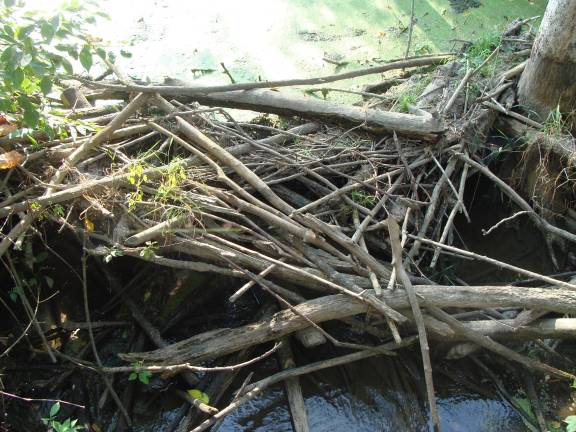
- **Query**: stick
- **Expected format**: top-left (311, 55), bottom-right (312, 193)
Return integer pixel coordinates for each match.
top-left (404, 0), bottom-right (416, 59)
top-left (443, 47), bottom-right (500, 114)
top-left (426, 305), bottom-right (575, 381)
top-left (409, 234), bottom-right (576, 291)
top-left (387, 218), bottom-right (440, 431)
top-left (277, 339), bottom-right (309, 432)
top-left (84, 55), bottom-right (452, 96)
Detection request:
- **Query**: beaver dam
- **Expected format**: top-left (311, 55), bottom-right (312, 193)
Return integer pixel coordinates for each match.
top-left (2, 15), bottom-right (576, 432)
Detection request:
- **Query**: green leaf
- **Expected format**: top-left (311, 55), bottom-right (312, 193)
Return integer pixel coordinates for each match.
top-left (79, 45), bottom-right (92, 71)
top-left (3, 0), bottom-right (15, 7)
top-left (39, 76), bottom-right (52, 95)
top-left (107, 51), bottom-right (116, 64)
top-left (95, 47), bottom-right (106, 60)
top-left (20, 53), bottom-right (32, 67)
top-left (3, 24), bottom-right (14, 38)
top-left (50, 15), bottom-right (60, 32)
top-left (186, 389), bottom-right (210, 404)
top-left (9, 287), bottom-right (18, 302)
top-left (16, 25), bottom-right (34, 41)
top-left (40, 20), bottom-right (55, 41)
top-left (120, 49), bottom-right (132, 58)
top-left (1, 46), bottom-right (16, 67)
top-left (50, 402), bottom-right (61, 417)
top-left (9, 67), bottom-right (24, 88)
top-left (138, 371), bottom-right (151, 385)
top-left (27, 133), bottom-right (38, 146)
top-left (60, 57), bottom-right (73, 74)
top-left (566, 416), bottom-right (576, 432)
top-left (128, 372), bottom-right (137, 381)
top-left (23, 107), bottom-right (40, 128)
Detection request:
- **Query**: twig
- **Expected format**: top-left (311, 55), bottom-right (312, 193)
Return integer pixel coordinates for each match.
top-left (0, 390), bottom-right (85, 409)
top-left (404, 0), bottom-right (416, 59)
top-left (430, 158), bottom-right (469, 268)
top-left (483, 100), bottom-right (543, 129)
top-left (408, 234), bottom-right (576, 291)
top-left (482, 210), bottom-right (531, 236)
top-left (229, 260), bottom-right (283, 303)
top-left (220, 62), bottom-right (236, 84)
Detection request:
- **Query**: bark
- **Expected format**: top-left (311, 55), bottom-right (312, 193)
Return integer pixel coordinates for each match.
top-left (120, 285), bottom-right (576, 365)
top-left (518, 0), bottom-right (576, 118)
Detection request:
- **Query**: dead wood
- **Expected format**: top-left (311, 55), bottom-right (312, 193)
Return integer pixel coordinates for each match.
top-left (119, 285), bottom-right (576, 365)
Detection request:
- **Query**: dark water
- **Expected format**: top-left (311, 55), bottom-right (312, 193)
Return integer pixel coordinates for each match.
top-left (450, 0), bottom-right (482, 14)
top-left (215, 354), bottom-right (527, 431)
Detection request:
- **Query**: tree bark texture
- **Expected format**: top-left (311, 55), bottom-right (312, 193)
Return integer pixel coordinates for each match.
top-left (518, 0), bottom-right (576, 118)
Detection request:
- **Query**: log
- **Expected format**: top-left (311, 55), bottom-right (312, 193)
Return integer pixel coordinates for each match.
top-left (278, 339), bottom-right (309, 432)
top-left (430, 317), bottom-right (576, 342)
top-left (120, 285), bottom-right (576, 365)
top-left (190, 89), bottom-right (444, 137)
top-left (61, 87), bottom-right (92, 109)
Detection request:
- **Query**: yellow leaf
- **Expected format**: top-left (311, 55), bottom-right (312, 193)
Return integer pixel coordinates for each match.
top-left (84, 217), bottom-right (94, 232)
top-left (186, 389), bottom-right (210, 404)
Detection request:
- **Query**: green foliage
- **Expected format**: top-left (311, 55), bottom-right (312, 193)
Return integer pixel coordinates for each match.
top-left (351, 190), bottom-right (377, 207)
top-left (6, 242), bottom-right (53, 302)
top-left (0, 0), bottom-right (111, 133)
top-left (103, 246), bottom-right (123, 263)
top-left (129, 361), bottom-right (152, 385)
top-left (397, 93), bottom-right (416, 113)
top-left (565, 416), bottom-right (576, 432)
top-left (393, 74), bottom-right (431, 113)
top-left (41, 402), bottom-right (82, 432)
top-left (155, 161), bottom-right (186, 203)
top-left (464, 32), bottom-right (500, 69)
top-left (187, 389), bottom-right (210, 404)
top-left (139, 241), bottom-right (158, 259)
top-left (540, 105), bottom-right (574, 137)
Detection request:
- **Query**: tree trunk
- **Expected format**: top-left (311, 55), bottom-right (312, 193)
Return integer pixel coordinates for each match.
top-left (518, 0), bottom-right (576, 119)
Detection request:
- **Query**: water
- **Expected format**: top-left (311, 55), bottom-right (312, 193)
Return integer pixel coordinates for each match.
top-left (45, 0), bottom-right (546, 91)
top-left (215, 355), bottom-right (527, 432)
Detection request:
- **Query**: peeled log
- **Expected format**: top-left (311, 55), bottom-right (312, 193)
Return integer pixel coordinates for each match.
top-left (120, 285), bottom-right (576, 365)
top-left (518, 0), bottom-right (576, 118)
top-left (191, 89), bottom-right (444, 138)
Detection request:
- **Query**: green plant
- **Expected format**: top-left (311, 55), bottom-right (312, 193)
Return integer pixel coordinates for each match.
top-left (103, 246), bottom-right (123, 263)
top-left (7, 242), bottom-right (53, 301)
top-left (129, 361), bottom-right (152, 384)
top-left (465, 32), bottom-right (500, 67)
top-left (126, 161), bottom-right (149, 210)
top-left (565, 415), bottom-right (576, 432)
top-left (155, 161), bottom-right (186, 203)
top-left (351, 190), bottom-right (377, 207)
top-left (540, 104), bottom-right (574, 137)
top-left (0, 0), bottom-right (114, 137)
top-left (397, 93), bottom-right (417, 113)
top-left (42, 402), bottom-right (82, 432)
top-left (139, 241), bottom-right (158, 259)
